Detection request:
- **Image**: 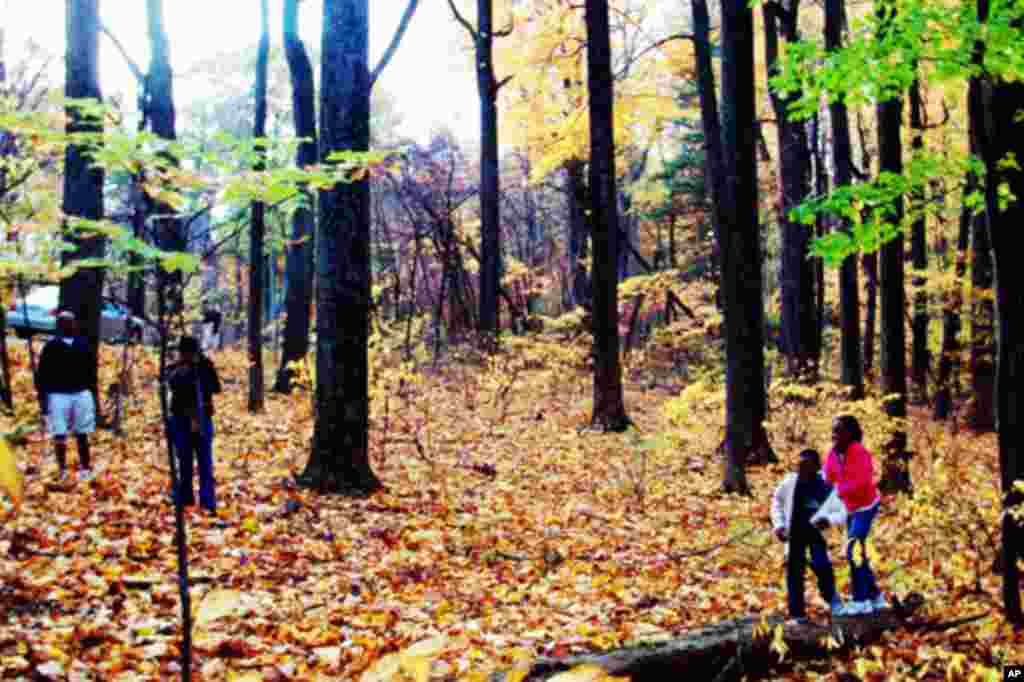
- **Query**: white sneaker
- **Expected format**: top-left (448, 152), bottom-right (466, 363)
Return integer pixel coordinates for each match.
top-left (871, 594), bottom-right (888, 610)
top-left (836, 601), bottom-right (871, 616)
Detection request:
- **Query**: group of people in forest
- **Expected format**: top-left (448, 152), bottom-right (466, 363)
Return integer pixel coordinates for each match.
top-left (34, 309), bottom-right (223, 514)
top-left (771, 415), bottom-right (888, 622)
top-left (33, 308), bottom-right (887, 622)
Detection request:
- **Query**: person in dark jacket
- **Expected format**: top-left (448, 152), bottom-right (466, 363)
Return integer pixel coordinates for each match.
top-left (771, 449), bottom-right (846, 622)
top-left (35, 311), bottom-right (97, 482)
top-left (166, 335), bottom-right (222, 512)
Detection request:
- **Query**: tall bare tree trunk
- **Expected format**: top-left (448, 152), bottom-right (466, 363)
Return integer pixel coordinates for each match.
top-left (584, 0), bottom-right (629, 432)
top-left (764, 0), bottom-right (817, 377)
top-left (909, 75), bottom-right (929, 404)
top-left (447, 0), bottom-right (505, 339)
top-left (692, 0), bottom-right (723, 309)
top-left (248, 0), bottom-right (269, 413)
top-left (720, 0), bottom-right (772, 494)
top-left (274, 0), bottom-right (317, 393)
top-left (145, 0), bottom-right (183, 316)
top-left (974, 0), bottom-right (1022, 623)
top-left (968, 52), bottom-right (996, 432)
top-left (61, 0), bottom-right (105, 423)
top-left (934, 172), bottom-right (970, 420)
top-left (826, 0), bottom-right (863, 398)
top-left (299, 0), bottom-right (419, 494)
top-left (875, 1), bottom-right (910, 493)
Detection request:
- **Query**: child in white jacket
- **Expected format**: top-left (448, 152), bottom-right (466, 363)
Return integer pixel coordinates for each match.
top-left (771, 449), bottom-right (848, 621)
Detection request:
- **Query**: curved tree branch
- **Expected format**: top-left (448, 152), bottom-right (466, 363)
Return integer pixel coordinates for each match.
top-left (370, 0), bottom-right (422, 90)
top-left (98, 21), bottom-right (145, 86)
top-left (446, 0), bottom-right (477, 39)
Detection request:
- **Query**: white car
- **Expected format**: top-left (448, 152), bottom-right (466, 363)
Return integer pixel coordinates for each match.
top-left (7, 285), bottom-right (143, 343)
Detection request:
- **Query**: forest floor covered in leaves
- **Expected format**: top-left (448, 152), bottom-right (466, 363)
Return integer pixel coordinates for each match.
top-left (0, 331), bottom-right (1020, 681)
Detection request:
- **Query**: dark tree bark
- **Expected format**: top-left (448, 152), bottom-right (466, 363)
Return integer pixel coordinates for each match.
top-left (812, 113), bottom-right (827, 359)
top-left (145, 0), bottom-right (184, 314)
top-left (976, 0), bottom-right (1023, 623)
top-left (826, 0), bottom-right (863, 398)
top-left (875, 2), bottom-right (909, 493)
top-left (863, 250), bottom-right (878, 375)
top-left (489, 595), bottom-right (926, 682)
top-left (273, 0), bottom-right (317, 394)
top-left (448, 0), bottom-right (506, 338)
top-left (720, 0), bottom-right (772, 494)
top-left (933, 172), bottom-right (970, 420)
top-left (565, 159), bottom-right (591, 311)
top-left (299, 0), bottom-right (378, 495)
top-left (909, 75), bottom-right (929, 404)
top-left (968, 38), bottom-right (996, 433)
top-left (298, 0), bottom-right (419, 495)
top-left (248, 0), bottom-right (269, 413)
top-left (584, 0), bottom-right (629, 432)
top-left (691, 0), bottom-right (723, 307)
top-left (60, 0), bottom-right (105, 421)
top-left (764, 0), bottom-right (817, 377)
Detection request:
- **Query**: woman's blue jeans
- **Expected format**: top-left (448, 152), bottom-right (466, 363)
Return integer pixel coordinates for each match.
top-left (846, 503), bottom-right (881, 602)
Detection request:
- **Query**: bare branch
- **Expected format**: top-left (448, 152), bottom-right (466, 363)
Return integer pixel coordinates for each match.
top-left (495, 74), bottom-right (514, 93)
top-left (370, 0), bottom-right (422, 89)
top-left (98, 21), bottom-right (146, 86)
top-left (446, 0), bottom-right (477, 40)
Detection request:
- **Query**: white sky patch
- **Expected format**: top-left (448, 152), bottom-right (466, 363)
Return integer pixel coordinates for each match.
top-left (2, 0), bottom-right (478, 144)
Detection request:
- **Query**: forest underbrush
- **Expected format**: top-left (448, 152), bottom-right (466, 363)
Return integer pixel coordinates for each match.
top-left (0, 332), bottom-right (1019, 681)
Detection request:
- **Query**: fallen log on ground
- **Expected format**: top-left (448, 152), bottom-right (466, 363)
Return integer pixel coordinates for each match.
top-left (490, 593), bottom-right (928, 682)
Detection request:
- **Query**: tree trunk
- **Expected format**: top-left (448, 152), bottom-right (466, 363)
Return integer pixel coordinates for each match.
top-left (585, 0), bottom-right (629, 432)
top-left (863, 250), bottom-right (878, 376)
top-left (248, 0), bottom-right (269, 413)
top-left (128, 178), bottom-right (147, 318)
top-left (451, 0), bottom-right (502, 338)
top-left (875, 1), bottom-right (910, 494)
top-left (978, 0), bottom-right (1023, 623)
top-left (764, 0), bottom-right (817, 377)
top-left (968, 52), bottom-right (996, 433)
top-left (565, 159), bottom-right (591, 311)
top-left (298, 0), bottom-right (381, 496)
top-left (933, 172), bottom-right (970, 420)
top-left (812, 113), bottom-right (827, 364)
top-left (61, 0), bottom-right (105, 423)
top-left (826, 0), bottom-right (863, 398)
top-left (691, 0), bottom-right (723, 308)
top-left (720, 0), bottom-right (772, 494)
top-left (490, 595), bottom-right (925, 682)
top-left (909, 75), bottom-right (929, 404)
top-left (273, 0), bottom-right (317, 394)
top-left (145, 0), bottom-right (184, 315)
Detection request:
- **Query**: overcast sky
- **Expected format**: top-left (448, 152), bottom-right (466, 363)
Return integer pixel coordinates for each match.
top-left (3, 0), bottom-right (478, 143)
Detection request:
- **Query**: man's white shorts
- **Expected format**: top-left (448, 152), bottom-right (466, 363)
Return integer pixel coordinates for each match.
top-left (47, 390), bottom-right (96, 437)
top-left (202, 324), bottom-right (220, 352)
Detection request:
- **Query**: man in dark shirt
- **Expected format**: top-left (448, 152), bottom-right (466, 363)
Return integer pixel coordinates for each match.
top-left (35, 311), bottom-right (96, 482)
top-left (166, 335), bottom-right (222, 512)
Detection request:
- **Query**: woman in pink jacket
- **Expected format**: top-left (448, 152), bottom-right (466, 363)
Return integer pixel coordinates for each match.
top-left (819, 415), bottom-right (887, 615)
